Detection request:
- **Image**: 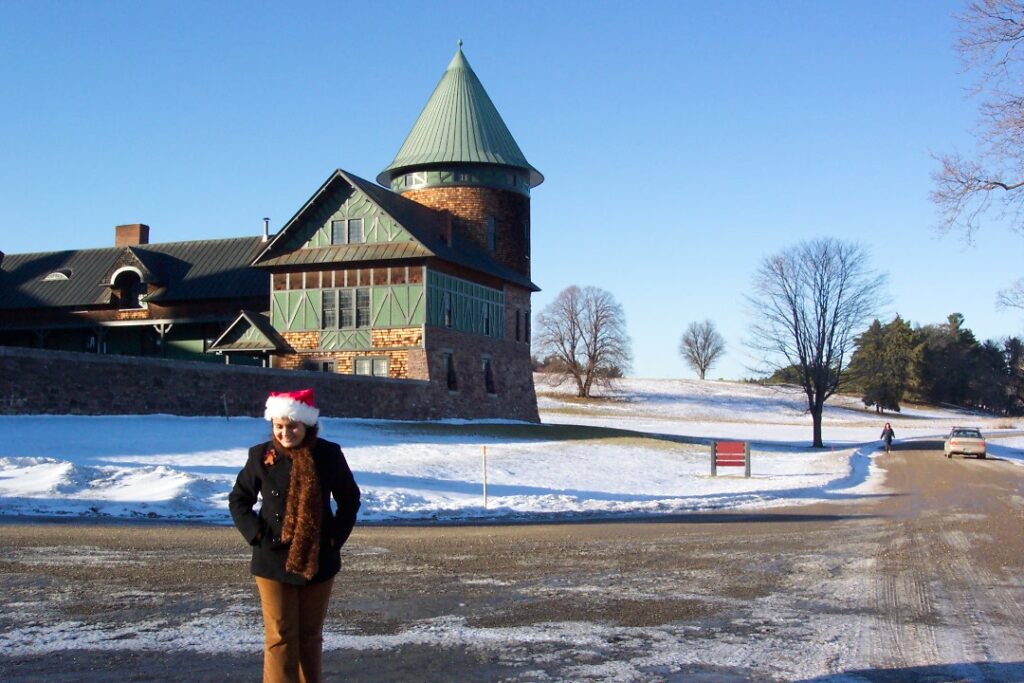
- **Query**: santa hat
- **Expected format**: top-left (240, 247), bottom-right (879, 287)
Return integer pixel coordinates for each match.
top-left (264, 389), bottom-right (320, 426)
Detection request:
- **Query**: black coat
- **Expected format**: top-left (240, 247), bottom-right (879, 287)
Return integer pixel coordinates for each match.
top-left (229, 437), bottom-right (361, 585)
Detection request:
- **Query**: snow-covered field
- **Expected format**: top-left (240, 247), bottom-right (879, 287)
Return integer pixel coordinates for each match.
top-left (1, 376), bottom-right (1022, 523)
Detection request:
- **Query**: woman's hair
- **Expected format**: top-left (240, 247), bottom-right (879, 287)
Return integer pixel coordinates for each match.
top-left (301, 424), bottom-right (320, 446)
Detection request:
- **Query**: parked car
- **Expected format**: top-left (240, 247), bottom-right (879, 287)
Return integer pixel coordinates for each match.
top-left (944, 427), bottom-right (987, 459)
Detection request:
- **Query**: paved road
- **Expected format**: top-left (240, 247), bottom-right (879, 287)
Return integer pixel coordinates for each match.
top-left (1, 442), bottom-right (1023, 681)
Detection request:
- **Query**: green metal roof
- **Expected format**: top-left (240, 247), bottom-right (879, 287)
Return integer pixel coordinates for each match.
top-left (209, 310), bottom-right (288, 352)
top-left (377, 45), bottom-right (543, 187)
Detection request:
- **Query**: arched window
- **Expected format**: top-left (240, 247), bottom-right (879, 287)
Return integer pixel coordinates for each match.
top-left (113, 270), bottom-right (145, 309)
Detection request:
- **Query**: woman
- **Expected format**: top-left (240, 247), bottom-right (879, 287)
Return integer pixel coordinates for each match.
top-left (880, 422), bottom-right (896, 453)
top-left (230, 389), bottom-right (360, 683)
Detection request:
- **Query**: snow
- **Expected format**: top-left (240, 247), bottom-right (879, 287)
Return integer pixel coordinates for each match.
top-left (1, 377), bottom-right (1021, 522)
top-left (3, 377), bottom-right (1024, 678)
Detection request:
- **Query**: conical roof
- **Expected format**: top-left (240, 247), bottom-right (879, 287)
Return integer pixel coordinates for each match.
top-left (377, 44), bottom-right (543, 187)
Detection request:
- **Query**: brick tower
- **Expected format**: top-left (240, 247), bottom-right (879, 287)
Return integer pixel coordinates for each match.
top-left (376, 42), bottom-right (543, 279)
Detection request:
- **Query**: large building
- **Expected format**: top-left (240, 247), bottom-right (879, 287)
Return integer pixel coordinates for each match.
top-left (0, 46), bottom-right (542, 416)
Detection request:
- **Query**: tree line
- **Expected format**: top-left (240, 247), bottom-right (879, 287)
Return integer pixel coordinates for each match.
top-left (532, 236), bottom-right (1022, 449)
top-left (843, 313), bottom-right (1024, 416)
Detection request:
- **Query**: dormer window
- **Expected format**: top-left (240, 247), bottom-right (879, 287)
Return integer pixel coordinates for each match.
top-left (41, 268), bottom-right (72, 282)
top-left (113, 270), bottom-right (145, 309)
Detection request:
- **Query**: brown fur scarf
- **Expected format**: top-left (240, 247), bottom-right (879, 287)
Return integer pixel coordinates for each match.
top-left (274, 441), bottom-right (322, 580)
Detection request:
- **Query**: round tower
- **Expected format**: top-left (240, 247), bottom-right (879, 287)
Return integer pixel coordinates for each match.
top-left (377, 43), bottom-right (543, 278)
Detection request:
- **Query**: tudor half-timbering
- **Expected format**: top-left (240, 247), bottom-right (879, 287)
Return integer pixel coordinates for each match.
top-left (1, 46), bottom-right (542, 419)
top-left (211, 45), bottom-right (542, 405)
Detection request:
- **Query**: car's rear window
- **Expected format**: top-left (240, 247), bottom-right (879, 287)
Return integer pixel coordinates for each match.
top-left (952, 429), bottom-right (982, 438)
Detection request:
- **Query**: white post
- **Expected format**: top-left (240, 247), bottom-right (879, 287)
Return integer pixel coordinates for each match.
top-left (482, 445), bottom-right (488, 508)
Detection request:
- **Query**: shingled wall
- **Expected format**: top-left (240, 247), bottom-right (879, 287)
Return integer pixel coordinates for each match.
top-left (0, 346), bottom-right (539, 422)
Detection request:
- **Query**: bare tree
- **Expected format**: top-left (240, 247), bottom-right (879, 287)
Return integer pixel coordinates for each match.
top-left (679, 320), bottom-right (725, 380)
top-left (932, 1), bottom-right (1024, 241)
top-left (997, 277), bottom-right (1024, 310)
top-left (535, 285), bottom-right (632, 398)
top-left (746, 239), bottom-right (886, 448)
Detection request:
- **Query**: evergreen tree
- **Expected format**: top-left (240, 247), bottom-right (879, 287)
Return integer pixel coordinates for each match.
top-left (916, 314), bottom-right (978, 406)
top-left (1004, 337), bottom-right (1024, 414)
top-left (970, 340), bottom-right (1010, 412)
top-left (848, 316), bottom-right (914, 413)
top-left (848, 320), bottom-right (886, 407)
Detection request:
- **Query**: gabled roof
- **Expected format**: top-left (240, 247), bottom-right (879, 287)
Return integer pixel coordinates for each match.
top-left (377, 45), bottom-right (542, 187)
top-left (0, 236), bottom-right (267, 310)
top-left (254, 169), bottom-right (539, 291)
top-left (98, 246), bottom-right (164, 286)
top-left (209, 310), bottom-right (288, 352)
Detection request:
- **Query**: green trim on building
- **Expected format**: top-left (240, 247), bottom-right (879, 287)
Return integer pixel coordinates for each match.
top-left (271, 290), bottom-right (323, 331)
top-left (372, 285), bottom-right (425, 328)
top-left (426, 270), bottom-right (504, 338)
top-left (272, 282), bottom-right (426, 351)
top-left (388, 166), bottom-right (531, 196)
top-left (320, 329), bottom-right (372, 350)
top-left (277, 183), bottom-right (414, 253)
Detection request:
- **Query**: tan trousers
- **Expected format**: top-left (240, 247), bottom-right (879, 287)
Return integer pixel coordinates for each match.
top-left (254, 576), bottom-right (335, 683)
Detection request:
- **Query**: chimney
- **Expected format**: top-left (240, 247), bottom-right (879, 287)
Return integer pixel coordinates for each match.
top-left (116, 223), bottom-right (150, 247)
top-left (262, 217), bottom-right (270, 243)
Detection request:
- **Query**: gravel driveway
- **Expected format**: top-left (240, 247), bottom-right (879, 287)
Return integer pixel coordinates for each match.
top-left (2, 441), bottom-right (1023, 682)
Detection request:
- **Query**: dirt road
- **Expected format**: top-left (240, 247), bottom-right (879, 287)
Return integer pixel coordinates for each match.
top-left (1, 443), bottom-right (1023, 682)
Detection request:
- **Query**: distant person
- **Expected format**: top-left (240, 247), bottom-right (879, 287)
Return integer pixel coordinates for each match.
top-left (230, 389), bottom-right (361, 683)
top-left (880, 422), bottom-right (896, 453)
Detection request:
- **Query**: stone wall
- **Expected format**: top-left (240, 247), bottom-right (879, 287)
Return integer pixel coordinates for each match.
top-left (424, 327), bottom-right (538, 422)
top-left (0, 346), bottom-right (539, 422)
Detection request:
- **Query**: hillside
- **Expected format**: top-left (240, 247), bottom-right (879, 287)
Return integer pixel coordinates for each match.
top-left (0, 377), bottom-right (1020, 523)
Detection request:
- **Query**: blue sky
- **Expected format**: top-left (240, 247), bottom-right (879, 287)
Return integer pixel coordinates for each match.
top-left (2, 0), bottom-right (1017, 379)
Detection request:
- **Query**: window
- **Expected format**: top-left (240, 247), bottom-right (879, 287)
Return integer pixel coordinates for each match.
top-left (444, 352), bottom-right (458, 391)
top-left (515, 308), bottom-right (521, 342)
top-left (339, 290), bottom-right (354, 328)
top-left (330, 218), bottom-right (365, 245)
top-left (114, 271), bottom-right (145, 310)
top-left (443, 292), bottom-right (453, 327)
top-left (486, 215), bottom-right (496, 253)
top-left (355, 357), bottom-right (389, 377)
top-left (356, 288), bottom-right (370, 327)
top-left (483, 304), bottom-right (491, 336)
top-left (482, 357), bottom-right (496, 395)
top-left (42, 268), bottom-right (72, 282)
top-left (322, 287), bottom-right (370, 329)
top-left (524, 313), bottom-right (530, 345)
top-left (322, 290), bottom-right (337, 329)
top-left (320, 360), bottom-right (336, 373)
top-left (348, 218), bottom-right (364, 244)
